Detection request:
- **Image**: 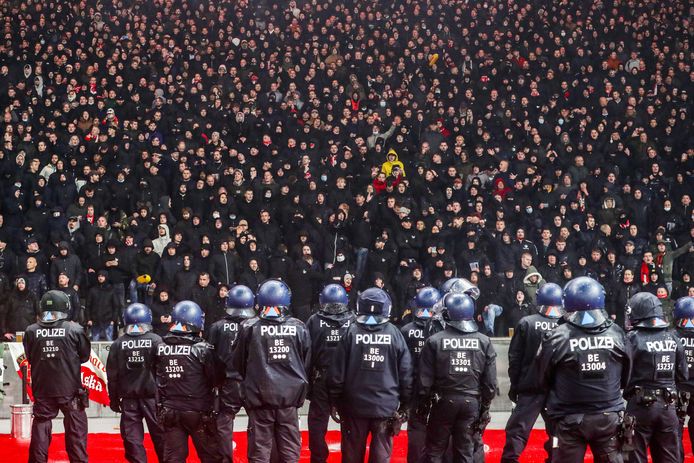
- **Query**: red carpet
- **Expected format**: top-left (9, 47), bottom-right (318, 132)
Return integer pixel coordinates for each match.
top-left (3, 430), bottom-right (692, 462)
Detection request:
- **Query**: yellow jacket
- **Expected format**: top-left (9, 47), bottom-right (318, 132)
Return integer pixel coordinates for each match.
top-left (381, 149), bottom-right (406, 177)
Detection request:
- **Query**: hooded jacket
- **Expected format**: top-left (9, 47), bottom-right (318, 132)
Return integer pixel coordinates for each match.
top-left (86, 273), bottom-right (120, 325)
top-left (381, 148), bottom-right (406, 177)
top-left (135, 241), bottom-right (160, 279)
top-left (522, 266), bottom-right (545, 305)
top-left (1, 283), bottom-right (39, 334)
top-left (49, 242), bottom-right (83, 288)
top-left (155, 246), bottom-right (183, 288)
top-left (152, 224), bottom-right (171, 257)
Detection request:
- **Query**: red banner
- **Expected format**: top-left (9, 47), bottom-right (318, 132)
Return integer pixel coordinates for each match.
top-left (8, 343), bottom-right (110, 406)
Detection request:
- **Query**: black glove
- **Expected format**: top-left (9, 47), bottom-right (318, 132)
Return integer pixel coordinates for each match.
top-left (508, 387), bottom-right (518, 403)
top-left (415, 398), bottom-right (431, 418)
top-left (330, 406), bottom-right (342, 423)
top-left (473, 403), bottom-right (492, 437)
top-left (110, 398), bottom-right (122, 414)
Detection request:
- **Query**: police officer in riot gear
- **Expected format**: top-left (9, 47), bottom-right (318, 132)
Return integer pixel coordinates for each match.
top-left (417, 292), bottom-right (497, 462)
top-left (230, 279), bottom-right (311, 463)
top-left (432, 277), bottom-right (483, 463)
top-left (207, 285), bottom-right (257, 462)
top-left (427, 278), bottom-right (480, 338)
top-left (673, 296), bottom-right (694, 460)
top-left (107, 303), bottom-right (166, 463)
top-left (24, 290), bottom-right (91, 463)
top-left (153, 300), bottom-right (224, 463)
top-left (401, 286), bottom-right (440, 463)
top-left (502, 282), bottom-right (564, 463)
top-left (327, 287), bottom-right (413, 463)
top-left (306, 284), bottom-right (356, 463)
top-left (536, 276), bottom-right (631, 463)
top-left (624, 292), bottom-right (688, 463)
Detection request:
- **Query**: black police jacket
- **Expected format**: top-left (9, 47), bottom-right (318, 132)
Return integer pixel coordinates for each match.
top-left (207, 315), bottom-right (255, 413)
top-left (207, 315), bottom-right (253, 372)
top-left (508, 313), bottom-right (560, 395)
top-left (107, 331), bottom-right (162, 401)
top-left (153, 333), bottom-right (223, 413)
top-left (625, 328), bottom-right (688, 397)
top-left (327, 322), bottom-right (413, 419)
top-left (417, 327), bottom-right (497, 404)
top-left (674, 328), bottom-right (694, 394)
top-left (537, 321), bottom-right (631, 418)
top-left (24, 319), bottom-right (91, 398)
top-left (230, 317), bottom-right (311, 410)
top-left (400, 318), bottom-right (428, 374)
top-left (306, 311), bottom-right (356, 374)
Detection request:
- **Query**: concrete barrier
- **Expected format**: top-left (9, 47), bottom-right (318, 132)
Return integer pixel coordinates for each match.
top-left (0, 338), bottom-right (514, 419)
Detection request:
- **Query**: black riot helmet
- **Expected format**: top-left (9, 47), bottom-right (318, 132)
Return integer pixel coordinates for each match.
top-left (39, 290), bottom-right (71, 323)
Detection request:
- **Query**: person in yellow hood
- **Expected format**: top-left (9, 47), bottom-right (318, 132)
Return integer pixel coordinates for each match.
top-left (381, 148), bottom-right (406, 177)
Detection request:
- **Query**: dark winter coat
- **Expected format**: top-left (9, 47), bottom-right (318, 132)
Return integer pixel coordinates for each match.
top-left (1, 287), bottom-right (39, 334)
top-left (86, 282), bottom-right (119, 326)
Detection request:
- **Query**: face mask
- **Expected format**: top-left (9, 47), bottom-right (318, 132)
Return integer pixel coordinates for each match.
top-left (538, 118), bottom-right (544, 124)
top-left (664, 207), bottom-right (671, 212)
top-left (320, 174), bottom-right (327, 182)
top-left (336, 254), bottom-right (345, 262)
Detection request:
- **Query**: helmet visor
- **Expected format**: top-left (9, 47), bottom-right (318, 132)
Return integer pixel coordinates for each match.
top-left (40, 311), bottom-right (68, 323)
top-left (126, 323), bottom-right (152, 335)
top-left (447, 319), bottom-right (478, 333)
top-left (449, 280), bottom-right (481, 300)
top-left (356, 314), bottom-right (388, 325)
top-left (169, 322), bottom-right (197, 333)
top-left (259, 306), bottom-right (285, 320)
top-left (539, 305), bottom-right (565, 318)
top-left (321, 302), bottom-right (348, 315)
top-left (634, 317), bottom-right (669, 329)
top-left (225, 307), bottom-right (256, 318)
top-left (564, 309), bottom-right (609, 328)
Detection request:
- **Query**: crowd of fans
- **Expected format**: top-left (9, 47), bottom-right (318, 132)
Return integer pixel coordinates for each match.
top-left (0, 0), bottom-right (691, 340)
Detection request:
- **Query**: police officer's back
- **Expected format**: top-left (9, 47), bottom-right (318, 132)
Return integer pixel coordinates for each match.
top-left (207, 284), bottom-right (257, 462)
top-left (154, 300), bottom-right (224, 463)
top-left (536, 277), bottom-right (631, 463)
top-left (418, 292), bottom-right (497, 462)
top-left (24, 290), bottom-right (91, 463)
top-left (673, 296), bottom-right (694, 459)
top-left (502, 282), bottom-right (564, 463)
top-left (230, 279), bottom-right (311, 463)
top-left (327, 287), bottom-right (413, 463)
top-left (306, 284), bottom-right (356, 463)
top-left (432, 277), bottom-right (486, 463)
top-left (400, 286), bottom-right (440, 463)
top-left (624, 292), bottom-right (688, 463)
top-left (107, 303), bottom-right (165, 463)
